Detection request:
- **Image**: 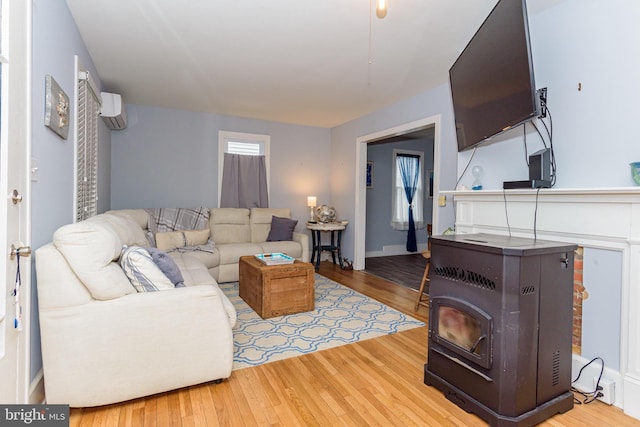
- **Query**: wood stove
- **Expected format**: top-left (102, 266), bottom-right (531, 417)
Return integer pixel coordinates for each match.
top-left (424, 233), bottom-right (576, 427)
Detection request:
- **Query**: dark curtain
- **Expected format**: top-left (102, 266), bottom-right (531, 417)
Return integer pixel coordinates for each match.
top-left (220, 153), bottom-right (269, 208)
top-left (398, 154), bottom-right (420, 252)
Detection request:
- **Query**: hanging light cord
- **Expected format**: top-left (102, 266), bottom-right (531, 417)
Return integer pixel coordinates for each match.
top-left (368, 0), bottom-right (373, 86)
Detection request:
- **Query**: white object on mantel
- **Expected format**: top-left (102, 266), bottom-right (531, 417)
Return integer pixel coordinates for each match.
top-left (100, 92), bottom-right (127, 130)
top-left (443, 187), bottom-right (640, 421)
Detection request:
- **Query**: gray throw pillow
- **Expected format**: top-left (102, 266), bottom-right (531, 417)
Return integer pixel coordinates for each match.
top-left (266, 216), bottom-right (298, 242)
top-left (146, 247), bottom-right (185, 287)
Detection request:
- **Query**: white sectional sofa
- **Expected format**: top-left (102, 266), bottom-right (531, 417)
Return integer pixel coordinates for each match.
top-left (35, 207), bottom-right (308, 407)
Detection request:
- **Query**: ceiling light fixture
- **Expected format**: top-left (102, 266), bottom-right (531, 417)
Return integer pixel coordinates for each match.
top-left (376, 0), bottom-right (388, 19)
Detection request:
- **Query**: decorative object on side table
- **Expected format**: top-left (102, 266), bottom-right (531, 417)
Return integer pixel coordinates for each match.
top-left (630, 162), bottom-right (640, 186)
top-left (315, 205), bottom-right (336, 223)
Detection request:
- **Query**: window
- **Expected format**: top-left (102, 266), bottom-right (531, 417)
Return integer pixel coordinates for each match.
top-left (74, 58), bottom-right (101, 222)
top-left (218, 131), bottom-right (270, 208)
top-left (226, 140), bottom-right (263, 156)
top-left (391, 149), bottom-right (425, 230)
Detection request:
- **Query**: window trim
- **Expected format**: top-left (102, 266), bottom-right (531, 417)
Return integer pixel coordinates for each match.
top-left (391, 148), bottom-right (425, 230)
top-left (74, 56), bottom-right (102, 222)
top-left (217, 130), bottom-right (270, 207)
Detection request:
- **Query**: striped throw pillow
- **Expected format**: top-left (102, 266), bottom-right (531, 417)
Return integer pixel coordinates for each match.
top-left (119, 246), bottom-right (174, 292)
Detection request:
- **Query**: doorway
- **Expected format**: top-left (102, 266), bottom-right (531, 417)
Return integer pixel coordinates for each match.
top-left (354, 115), bottom-right (442, 271)
top-left (363, 128), bottom-right (434, 290)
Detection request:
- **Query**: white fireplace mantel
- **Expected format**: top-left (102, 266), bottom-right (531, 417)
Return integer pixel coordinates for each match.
top-left (443, 187), bottom-right (640, 420)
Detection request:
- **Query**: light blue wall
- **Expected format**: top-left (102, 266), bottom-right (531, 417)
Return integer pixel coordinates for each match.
top-left (31, 0), bottom-right (109, 382)
top-left (330, 83), bottom-right (459, 264)
top-left (457, 0), bottom-right (640, 189)
top-left (582, 248), bottom-right (622, 371)
top-left (365, 138), bottom-right (434, 254)
top-left (110, 105), bottom-right (331, 232)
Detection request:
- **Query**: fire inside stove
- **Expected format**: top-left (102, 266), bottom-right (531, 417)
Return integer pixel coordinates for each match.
top-left (438, 306), bottom-right (481, 353)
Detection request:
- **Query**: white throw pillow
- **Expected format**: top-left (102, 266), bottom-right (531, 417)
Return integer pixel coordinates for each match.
top-left (120, 246), bottom-right (174, 292)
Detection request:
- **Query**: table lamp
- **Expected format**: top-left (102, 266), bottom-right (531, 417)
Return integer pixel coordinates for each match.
top-left (307, 196), bottom-right (317, 222)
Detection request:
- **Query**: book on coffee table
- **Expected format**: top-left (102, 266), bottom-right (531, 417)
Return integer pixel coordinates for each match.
top-left (255, 252), bottom-right (295, 265)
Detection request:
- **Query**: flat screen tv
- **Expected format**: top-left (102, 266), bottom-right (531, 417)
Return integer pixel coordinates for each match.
top-left (450, 0), bottom-right (539, 152)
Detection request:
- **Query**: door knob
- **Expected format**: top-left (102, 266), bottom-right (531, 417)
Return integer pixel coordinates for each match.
top-left (11, 189), bottom-right (22, 205)
top-left (10, 244), bottom-right (31, 260)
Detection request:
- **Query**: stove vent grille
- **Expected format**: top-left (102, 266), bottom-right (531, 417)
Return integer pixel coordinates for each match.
top-left (434, 266), bottom-right (496, 291)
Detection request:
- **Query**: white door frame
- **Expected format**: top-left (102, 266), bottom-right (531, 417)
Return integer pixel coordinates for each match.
top-left (354, 115), bottom-right (442, 271)
top-left (0, 0), bottom-right (32, 404)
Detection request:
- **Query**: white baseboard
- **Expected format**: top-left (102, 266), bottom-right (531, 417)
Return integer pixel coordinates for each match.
top-left (623, 373), bottom-right (640, 420)
top-left (365, 243), bottom-right (428, 258)
top-left (571, 354), bottom-right (622, 408)
top-left (29, 369), bottom-right (45, 404)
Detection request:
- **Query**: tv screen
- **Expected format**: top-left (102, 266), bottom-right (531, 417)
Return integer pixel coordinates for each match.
top-left (450, 0), bottom-right (539, 152)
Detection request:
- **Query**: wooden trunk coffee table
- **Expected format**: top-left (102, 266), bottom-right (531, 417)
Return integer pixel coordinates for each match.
top-left (239, 256), bottom-right (315, 319)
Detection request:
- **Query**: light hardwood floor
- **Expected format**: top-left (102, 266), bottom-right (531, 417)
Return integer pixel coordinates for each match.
top-left (69, 262), bottom-right (640, 426)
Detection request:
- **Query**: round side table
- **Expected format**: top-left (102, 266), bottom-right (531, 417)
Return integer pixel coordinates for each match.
top-left (306, 221), bottom-right (349, 270)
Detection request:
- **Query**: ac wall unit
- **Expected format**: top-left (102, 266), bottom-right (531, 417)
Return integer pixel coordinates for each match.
top-left (100, 92), bottom-right (127, 130)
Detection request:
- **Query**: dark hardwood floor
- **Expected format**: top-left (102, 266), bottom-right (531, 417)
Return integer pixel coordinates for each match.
top-left (364, 254), bottom-right (428, 291)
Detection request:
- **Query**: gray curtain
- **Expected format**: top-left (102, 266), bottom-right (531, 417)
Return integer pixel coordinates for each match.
top-left (220, 153), bottom-right (269, 208)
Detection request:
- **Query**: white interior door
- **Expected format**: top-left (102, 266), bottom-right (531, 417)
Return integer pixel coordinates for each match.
top-left (0, 0), bottom-right (31, 404)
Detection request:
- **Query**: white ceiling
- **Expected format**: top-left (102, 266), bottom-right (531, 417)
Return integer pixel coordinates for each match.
top-left (65, 0), bottom-right (564, 128)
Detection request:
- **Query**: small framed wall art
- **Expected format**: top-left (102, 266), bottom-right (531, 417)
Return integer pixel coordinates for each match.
top-left (44, 75), bottom-right (70, 139)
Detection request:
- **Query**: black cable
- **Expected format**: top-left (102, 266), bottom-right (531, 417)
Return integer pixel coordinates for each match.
top-left (539, 112), bottom-right (552, 142)
top-left (530, 121), bottom-right (548, 149)
top-left (523, 123), bottom-right (530, 166)
top-left (538, 98), bottom-right (557, 187)
top-left (544, 104), bottom-right (557, 187)
top-left (571, 356), bottom-right (605, 404)
top-left (452, 147), bottom-right (477, 232)
top-left (455, 146), bottom-right (477, 190)
top-left (572, 356), bottom-right (602, 383)
top-left (538, 96), bottom-right (552, 143)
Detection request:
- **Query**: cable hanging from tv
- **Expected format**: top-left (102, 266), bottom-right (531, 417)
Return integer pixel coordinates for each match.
top-left (503, 87), bottom-right (557, 190)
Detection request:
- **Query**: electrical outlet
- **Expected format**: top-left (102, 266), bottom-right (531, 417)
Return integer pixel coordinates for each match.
top-left (593, 377), bottom-right (615, 405)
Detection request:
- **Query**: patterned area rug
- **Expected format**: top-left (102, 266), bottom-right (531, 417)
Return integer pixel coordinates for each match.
top-left (219, 274), bottom-right (425, 370)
